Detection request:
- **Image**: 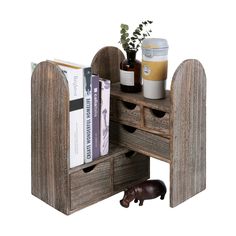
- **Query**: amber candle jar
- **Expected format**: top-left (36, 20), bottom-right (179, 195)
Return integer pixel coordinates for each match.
top-left (120, 50), bottom-right (142, 93)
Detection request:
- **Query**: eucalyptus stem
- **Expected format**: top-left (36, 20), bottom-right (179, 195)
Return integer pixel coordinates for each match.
top-left (119, 20), bottom-right (153, 52)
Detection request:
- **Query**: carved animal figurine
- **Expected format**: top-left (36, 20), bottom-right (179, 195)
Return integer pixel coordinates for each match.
top-left (120, 180), bottom-right (166, 208)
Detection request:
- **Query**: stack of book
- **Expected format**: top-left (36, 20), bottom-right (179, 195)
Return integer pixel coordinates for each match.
top-left (53, 60), bottom-right (111, 168)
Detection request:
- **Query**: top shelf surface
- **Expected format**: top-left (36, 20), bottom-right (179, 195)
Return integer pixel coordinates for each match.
top-left (111, 83), bottom-right (171, 113)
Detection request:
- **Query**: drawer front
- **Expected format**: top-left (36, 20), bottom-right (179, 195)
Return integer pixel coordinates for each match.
top-left (114, 151), bottom-right (150, 192)
top-left (110, 97), bottom-right (141, 126)
top-left (144, 108), bottom-right (170, 135)
top-left (110, 121), bottom-right (170, 162)
top-left (70, 160), bottom-right (112, 211)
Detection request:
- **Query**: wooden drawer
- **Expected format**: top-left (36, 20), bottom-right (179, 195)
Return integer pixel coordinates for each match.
top-left (110, 97), bottom-right (141, 126)
top-left (113, 151), bottom-right (150, 192)
top-left (143, 107), bottom-right (170, 136)
top-left (110, 121), bottom-right (170, 162)
top-left (110, 96), bottom-right (170, 137)
top-left (70, 160), bottom-right (112, 211)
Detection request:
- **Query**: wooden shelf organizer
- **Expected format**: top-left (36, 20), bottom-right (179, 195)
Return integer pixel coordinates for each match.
top-left (31, 46), bottom-right (206, 215)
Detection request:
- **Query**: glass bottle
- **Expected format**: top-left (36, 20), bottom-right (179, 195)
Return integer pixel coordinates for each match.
top-left (120, 50), bottom-right (142, 93)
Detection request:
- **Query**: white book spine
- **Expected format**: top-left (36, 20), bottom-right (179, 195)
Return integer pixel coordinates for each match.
top-left (99, 79), bottom-right (111, 156)
top-left (58, 65), bottom-right (84, 168)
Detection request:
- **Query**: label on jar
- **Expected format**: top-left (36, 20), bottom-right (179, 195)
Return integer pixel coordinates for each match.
top-left (142, 60), bottom-right (168, 81)
top-left (120, 69), bottom-right (134, 86)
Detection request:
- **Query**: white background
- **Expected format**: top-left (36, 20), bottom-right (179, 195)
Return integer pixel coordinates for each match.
top-left (1, 0), bottom-right (236, 235)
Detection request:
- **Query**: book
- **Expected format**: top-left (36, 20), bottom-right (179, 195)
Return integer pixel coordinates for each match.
top-left (31, 62), bottom-right (37, 74)
top-left (99, 79), bottom-right (111, 156)
top-left (54, 60), bottom-right (86, 168)
top-left (92, 75), bottom-right (100, 160)
top-left (83, 68), bottom-right (93, 163)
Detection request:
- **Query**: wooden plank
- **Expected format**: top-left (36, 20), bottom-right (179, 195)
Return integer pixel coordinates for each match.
top-left (170, 59), bottom-right (206, 207)
top-left (111, 82), bottom-right (171, 112)
top-left (110, 121), bottom-right (170, 163)
top-left (69, 144), bottom-right (128, 174)
top-left (113, 152), bottom-right (150, 191)
top-left (31, 61), bottom-right (70, 214)
top-left (91, 46), bottom-right (125, 83)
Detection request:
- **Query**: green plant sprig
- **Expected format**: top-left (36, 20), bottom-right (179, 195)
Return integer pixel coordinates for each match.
top-left (119, 20), bottom-right (153, 52)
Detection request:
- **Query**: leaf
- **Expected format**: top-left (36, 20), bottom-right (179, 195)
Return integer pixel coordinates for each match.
top-left (121, 39), bottom-right (127, 44)
top-left (121, 35), bottom-right (126, 40)
top-left (121, 24), bottom-right (127, 29)
top-left (120, 29), bottom-right (126, 34)
top-left (121, 24), bottom-right (129, 31)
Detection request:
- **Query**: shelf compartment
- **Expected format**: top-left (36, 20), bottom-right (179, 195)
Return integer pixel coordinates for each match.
top-left (111, 82), bottom-right (171, 113)
top-left (110, 121), bottom-right (170, 163)
top-left (69, 143), bottom-right (128, 174)
top-left (110, 82), bottom-right (171, 138)
top-left (113, 152), bottom-right (150, 192)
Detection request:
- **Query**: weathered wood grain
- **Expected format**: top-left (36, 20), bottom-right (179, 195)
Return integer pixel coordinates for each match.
top-left (70, 160), bottom-right (112, 211)
top-left (110, 121), bottom-right (170, 163)
top-left (113, 152), bottom-right (150, 192)
top-left (91, 46), bottom-right (125, 83)
top-left (69, 144), bottom-right (129, 174)
top-left (111, 82), bottom-right (171, 113)
top-left (143, 107), bottom-right (170, 136)
top-left (110, 97), bottom-right (141, 126)
top-left (110, 83), bottom-right (171, 138)
top-left (31, 61), bottom-right (70, 214)
top-left (170, 59), bottom-right (206, 207)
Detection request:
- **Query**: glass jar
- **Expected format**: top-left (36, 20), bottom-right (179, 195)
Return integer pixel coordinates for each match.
top-left (120, 50), bottom-right (142, 93)
top-left (142, 38), bottom-right (169, 99)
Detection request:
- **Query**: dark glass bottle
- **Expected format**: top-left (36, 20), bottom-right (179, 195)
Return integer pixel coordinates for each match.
top-left (120, 50), bottom-right (142, 93)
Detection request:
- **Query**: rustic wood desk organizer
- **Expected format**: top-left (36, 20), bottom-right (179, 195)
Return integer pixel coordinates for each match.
top-left (31, 46), bottom-right (206, 215)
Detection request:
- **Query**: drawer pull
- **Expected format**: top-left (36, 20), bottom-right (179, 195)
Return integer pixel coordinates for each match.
top-left (125, 150), bottom-right (136, 158)
top-left (82, 164), bottom-right (96, 173)
top-left (122, 125), bottom-right (137, 133)
top-left (151, 109), bottom-right (166, 118)
top-left (122, 101), bottom-right (137, 110)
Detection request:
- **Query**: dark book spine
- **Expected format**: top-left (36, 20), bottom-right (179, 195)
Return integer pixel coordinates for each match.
top-left (92, 75), bottom-right (100, 160)
top-left (83, 67), bottom-right (92, 163)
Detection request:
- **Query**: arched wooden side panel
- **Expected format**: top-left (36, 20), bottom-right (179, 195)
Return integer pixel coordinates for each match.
top-left (31, 61), bottom-right (70, 214)
top-left (170, 59), bottom-right (206, 207)
top-left (91, 46), bottom-right (125, 83)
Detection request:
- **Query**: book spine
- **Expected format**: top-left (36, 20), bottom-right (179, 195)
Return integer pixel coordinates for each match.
top-left (92, 75), bottom-right (100, 160)
top-left (83, 67), bottom-right (93, 163)
top-left (99, 79), bottom-right (111, 156)
top-left (59, 65), bottom-right (84, 168)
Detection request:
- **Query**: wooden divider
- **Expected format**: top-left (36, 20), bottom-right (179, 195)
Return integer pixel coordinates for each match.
top-left (170, 59), bottom-right (206, 207)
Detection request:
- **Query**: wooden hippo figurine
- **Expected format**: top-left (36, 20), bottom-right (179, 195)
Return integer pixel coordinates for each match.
top-left (120, 180), bottom-right (166, 208)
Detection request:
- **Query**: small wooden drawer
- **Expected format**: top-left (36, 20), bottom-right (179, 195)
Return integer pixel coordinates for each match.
top-left (110, 121), bottom-right (170, 162)
top-left (70, 160), bottom-right (112, 211)
top-left (113, 151), bottom-right (150, 192)
top-left (144, 108), bottom-right (170, 136)
top-left (110, 97), bottom-right (141, 126)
